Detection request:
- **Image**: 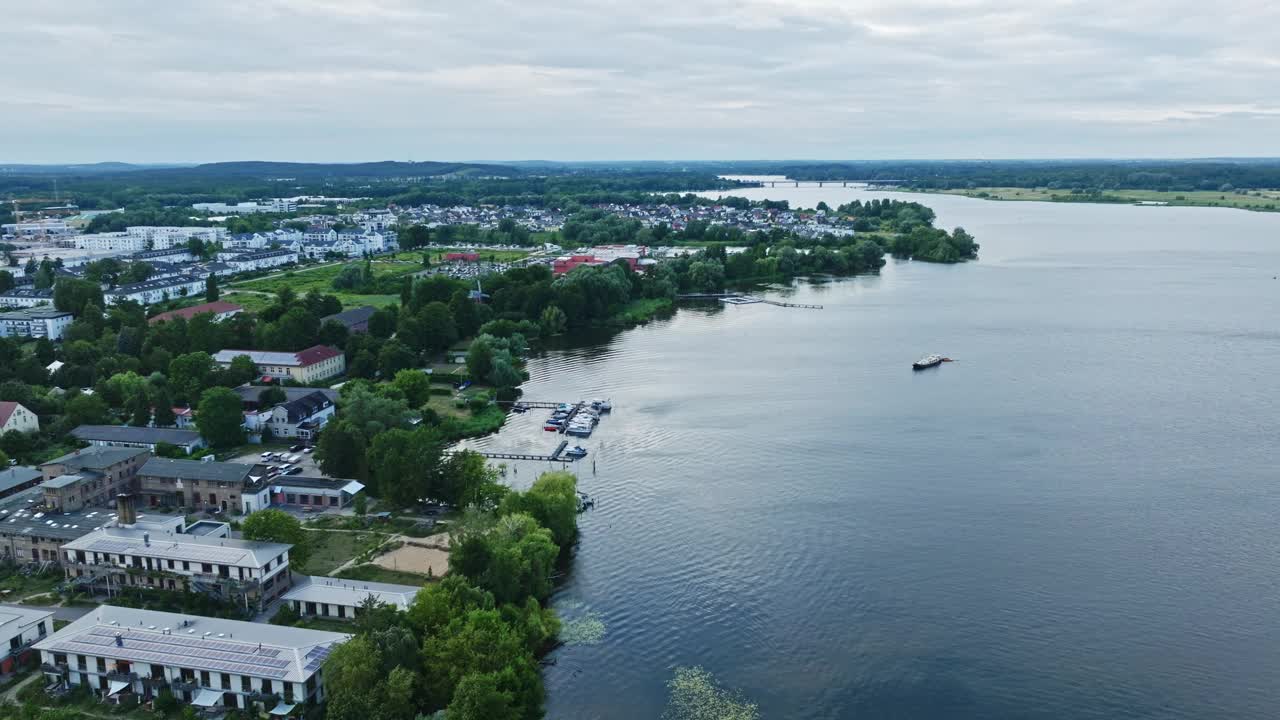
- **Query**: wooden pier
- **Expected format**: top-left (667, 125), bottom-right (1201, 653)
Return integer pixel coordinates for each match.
top-left (444, 440), bottom-right (578, 462)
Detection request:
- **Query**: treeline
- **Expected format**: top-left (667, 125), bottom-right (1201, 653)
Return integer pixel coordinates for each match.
top-left (713, 160), bottom-right (1280, 192)
top-left (319, 471), bottom-right (579, 720)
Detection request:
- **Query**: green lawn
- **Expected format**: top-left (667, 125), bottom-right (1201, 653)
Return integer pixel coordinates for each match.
top-left (298, 529), bottom-right (389, 576)
top-left (334, 564), bottom-right (433, 586)
top-left (0, 569), bottom-right (63, 601)
top-left (928, 186), bottom-right (1280, 212)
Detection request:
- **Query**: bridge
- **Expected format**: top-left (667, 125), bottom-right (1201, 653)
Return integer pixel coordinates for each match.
top-left (746, 180), bottom-right (907, 188)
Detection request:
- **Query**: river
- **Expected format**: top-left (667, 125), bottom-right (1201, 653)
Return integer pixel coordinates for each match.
top-left (460, 187), bottom-right (1280, 719)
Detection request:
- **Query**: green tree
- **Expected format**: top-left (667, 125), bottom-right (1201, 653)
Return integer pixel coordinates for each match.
top-left (447, 673), bottom-right (519, 720)
top-left (499, 471), bottom-right (578, 548)
top-left (316, 420), bottom-right (367, 479)
top-left (257, 386), bottom-right (287, 406)
top-left (241, 508), bottom-right (309, 567)
top-left (33, 261), bottom-right (55, 289)
top-left (352, 493), bottom-right (367, 516)
top-left (224, 355), bottom-right (257, 387)
top-left (539, 305), bottom-right (567, 336)
top-left (168, 352), bottom-right (216, 404)
top-left (391, 369), bottom-right (433, 407)
top-left (205, 274), bottom-right (219, 302)
top-left (64, 393), bottom-right (109, 426)
top-left (195, 387), bottom-right (245, 449)
top-left (466, 336), bottom-right (496, 382)
top-left (366, 426), bottom-right (443, 507)
top-left (0, 270), bottom-right (13, 294)
top-left (419, 609), bottom-right (543, 715)
top-left (378, 339), bottom-right (416, 378)
top-left (53, 278), bottom-right (105, 315)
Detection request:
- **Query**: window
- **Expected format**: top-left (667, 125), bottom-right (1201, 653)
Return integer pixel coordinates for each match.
top-left (182, 561), bottom-right (190, 571)
top-left (242, 676), bottom-right (251, 692)
top-left (96, 657), bottom-right (106, 672)
top-left (200, 670), bottom-right (210, 687)
top-left (261, 679), bottom-right (272, 695)
top-left (151, 664), bottom-right (164, 680)
top-left (167, 559), bottom-right (175, 570)
top-left (8, 637), bottom-right (19, 651)
top-left (202, 563), bottom-right (212, 573)
top-left (75, 655), bottom-right (84, 670)
top-left (37, 621), bottom-right (46, 637)
top-left (221, 673), bottom-right (231, 690)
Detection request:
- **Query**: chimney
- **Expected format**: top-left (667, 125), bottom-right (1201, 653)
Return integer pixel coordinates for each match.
top-left (116, 493), bottom-right (137, 525)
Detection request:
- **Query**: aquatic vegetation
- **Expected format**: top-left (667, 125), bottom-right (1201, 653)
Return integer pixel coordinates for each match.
top-left (662, 666), bottom-right (759, 720)
top-left (558, 611), bottom-right (606, 645)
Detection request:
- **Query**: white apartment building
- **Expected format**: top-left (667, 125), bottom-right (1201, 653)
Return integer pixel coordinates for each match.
top-left (0, 288), bottom-right (55, 308)
top-left (105, 275), bottom-right (208, 306)
top-left (60, 526), bottom-right (293, 606)
top-left (125, 226), bottom-right (226, 250)
top-left (192, 199), bottom-right (297, 214)
top-left (0, 308), bottom-right (74, 340)
top-left (35, 606), bottom-right (346, 711)
top-left (224, 249), bottom-right (298, 273)
top-left (282, 575), bottom-right (421, 621)
top-left (0, 606), bottom-right (54, 669)
top-left (74, 232), bottom-right (143, 253)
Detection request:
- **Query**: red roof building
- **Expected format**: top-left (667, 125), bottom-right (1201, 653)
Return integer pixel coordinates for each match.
top-left (148, 301), bottom-right (243, 325)
top-left (444, 252), bottom-right (480, 262)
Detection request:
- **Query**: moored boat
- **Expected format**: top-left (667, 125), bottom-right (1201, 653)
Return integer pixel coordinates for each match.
top-left (912, 354), bottom-right (944, 370)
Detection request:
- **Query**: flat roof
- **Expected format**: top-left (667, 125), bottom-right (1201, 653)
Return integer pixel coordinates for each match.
top-left (0, 503), bottom-right (103, 541)
top-left (41, 474), bottom-right (83, 490)
top-left (34, 605), bottom-right (348, 683)
top-left (283, 575), bottom-right (421, 610)
top-left (139, 458), bottom-right (253, 484)
top-left (0, 606), bottom-right (54, 633)
top-left (271, 476), bottom-right (364, 494)
top-left (62, 527), bottom-right (291, 569)
top-left (234, 385), bottom-right (338, 405)
top-left (71, 425), bottom-right (202, 446)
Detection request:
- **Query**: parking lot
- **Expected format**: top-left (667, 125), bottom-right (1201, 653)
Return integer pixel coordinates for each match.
top-left (227, 443), bottom-right (323, 477)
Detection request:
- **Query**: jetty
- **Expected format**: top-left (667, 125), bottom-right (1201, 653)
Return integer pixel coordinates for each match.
top-left (444, 440), bottom-right (578, 463)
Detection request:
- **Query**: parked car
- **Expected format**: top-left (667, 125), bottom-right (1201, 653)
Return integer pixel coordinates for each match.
top-left (289, 444), bottom-right (304, 452)
top-left (302, 447), bottom-right (314, 454)
top-left (286, 466), bottom-right (303, 475)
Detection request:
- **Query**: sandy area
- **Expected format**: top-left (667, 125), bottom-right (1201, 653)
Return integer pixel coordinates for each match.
top-left (373, 536), bottom-right (450, 576)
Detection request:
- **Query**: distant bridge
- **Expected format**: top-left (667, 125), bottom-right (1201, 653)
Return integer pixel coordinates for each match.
top-left (746, 180), bottom-right (907, 188)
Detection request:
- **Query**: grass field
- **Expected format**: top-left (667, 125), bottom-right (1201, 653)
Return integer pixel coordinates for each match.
top-left (334, 563), bottom-right (432, 586)
top-left (299, 529), bottom-right (389, 576)
top-left (926, 187), bottom-right (1280, 212)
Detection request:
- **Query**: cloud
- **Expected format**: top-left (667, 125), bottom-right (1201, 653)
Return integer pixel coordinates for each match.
top-left (1, 0), bottom-right (1277, 161)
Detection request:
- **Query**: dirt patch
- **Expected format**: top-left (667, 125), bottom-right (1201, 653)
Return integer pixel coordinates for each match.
top-left (372, 535), bottom-right (450, 576)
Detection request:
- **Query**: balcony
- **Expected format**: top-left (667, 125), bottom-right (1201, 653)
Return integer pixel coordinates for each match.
top-left (40, 663), bottom-right (68, 675)
top-left (171, 680), bottom-right (199, 692)
top-left (107, 671), bottom-right (138, 683)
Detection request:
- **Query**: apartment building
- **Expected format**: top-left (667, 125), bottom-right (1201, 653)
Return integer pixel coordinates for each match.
top-left (60, 526), bottom-right (293, 608)
top-left (0, 607), bottom-right (54, 673)
top-left (36, 606), bottom-right (346, 711)
top-left (0, 308), bottom-right (74, 340)
top-left (0, 288), bottom-right (55, 308)
top-left (105, 275), bottom-right (208, 306)
top-left (282, 575), bottom-right (421, 621)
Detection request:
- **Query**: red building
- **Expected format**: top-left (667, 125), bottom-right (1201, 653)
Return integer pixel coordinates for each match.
top-left (553, 254), bottom-right (607, 275)
top-left (445, 252), bottom-right (480, 262)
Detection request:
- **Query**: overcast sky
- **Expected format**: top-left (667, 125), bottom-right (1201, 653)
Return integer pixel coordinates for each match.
top-left (3, 0), bottom-right (1279, 163)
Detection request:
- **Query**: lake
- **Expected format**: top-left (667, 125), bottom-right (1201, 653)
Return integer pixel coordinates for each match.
top-left (461, 188), bottom-right (1280, 719)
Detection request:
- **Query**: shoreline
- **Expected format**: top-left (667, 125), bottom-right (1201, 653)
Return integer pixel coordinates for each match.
top-left (900, 186), bottom-right (1280, 213)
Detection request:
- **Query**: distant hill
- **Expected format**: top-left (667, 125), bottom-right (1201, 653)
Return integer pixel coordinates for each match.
top-left (124, 160), bottom-right (520, 181)
top-left (0, 162), bottom-right (188, 174)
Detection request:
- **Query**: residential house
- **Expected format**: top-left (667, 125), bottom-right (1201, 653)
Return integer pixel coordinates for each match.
top-left (247, 391), bottom-right (334, 441)
top-left (35, 606), bottom-right (345, 711)
top-left (0, 308), bottom-right (74, 340)
top-left (70, 426), bottom-right (204, 454)
top-left (223, 249), bottom-right (298, 273)
top-left (232, 385), bottom-right (339, 410)
top-left (242, 476), bottom-right (364, 513)
top-left (282, 576), bottom-right (421, 621)
top-left (212, 345), bottom-right (345, 384)
top-left (148, 302), bottom-right (243, 325)
top-left (0, 401), bottom-right (39, 434)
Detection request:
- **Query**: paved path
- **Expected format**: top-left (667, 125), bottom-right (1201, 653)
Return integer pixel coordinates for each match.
top-left (2, 672), bottom-right (40, 703)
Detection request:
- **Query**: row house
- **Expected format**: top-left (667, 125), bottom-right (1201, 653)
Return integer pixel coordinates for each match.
top-left (224, 249), bottom-right (299, 273)
top-left (0, 288), bottom-right (55, 308)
